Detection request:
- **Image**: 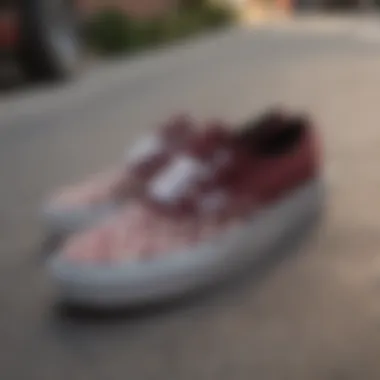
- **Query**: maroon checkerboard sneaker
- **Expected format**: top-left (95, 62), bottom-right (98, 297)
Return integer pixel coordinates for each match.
top-left (48, 109), bottom-right (323, 307)
top-left (42, 115), bottom-right (196, 235)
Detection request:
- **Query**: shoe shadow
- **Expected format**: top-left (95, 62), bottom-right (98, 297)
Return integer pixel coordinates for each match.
top-left (52, 207), bottom-right (325, 326)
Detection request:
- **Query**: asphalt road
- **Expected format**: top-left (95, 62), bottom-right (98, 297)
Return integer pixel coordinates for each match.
top-left (2, 16), bottom-right (380, 380)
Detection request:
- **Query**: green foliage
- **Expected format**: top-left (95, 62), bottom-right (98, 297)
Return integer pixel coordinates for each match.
top-left (84, 9), bottom-right (137, 55)
top-left (197, 3), bottom-right (235, 28)
top-left (84, 2), bottom-right (235, 56)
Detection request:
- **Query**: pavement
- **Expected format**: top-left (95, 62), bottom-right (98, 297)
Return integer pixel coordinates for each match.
top-left (2, 15), bottom-right (380, 380)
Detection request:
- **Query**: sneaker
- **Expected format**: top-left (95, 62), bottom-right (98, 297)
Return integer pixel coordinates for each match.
top-left (48, 110), bottom-right (323, 307)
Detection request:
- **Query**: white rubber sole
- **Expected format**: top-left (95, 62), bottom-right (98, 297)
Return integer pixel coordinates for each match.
top-left (47, 178), bottom-right (324, 307)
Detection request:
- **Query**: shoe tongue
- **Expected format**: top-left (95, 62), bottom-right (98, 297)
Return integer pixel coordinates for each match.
top-left (145, 124), bottom-right (232, 209)
top-left (162, 114), bottom-right (194, 141)
top-left (146, 155), bottom-right (209, 207)
top-left (126, 115), bottom-right (194, 166)
top-left (191, 122), bottom-right (231, 159)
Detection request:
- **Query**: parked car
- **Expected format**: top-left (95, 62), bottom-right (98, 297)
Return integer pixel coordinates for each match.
top-left (0, 0), bottom-right (82, 81)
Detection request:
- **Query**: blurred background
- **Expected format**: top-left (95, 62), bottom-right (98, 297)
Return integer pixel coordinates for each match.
top-left (2, 1), bottom-right (380, 379)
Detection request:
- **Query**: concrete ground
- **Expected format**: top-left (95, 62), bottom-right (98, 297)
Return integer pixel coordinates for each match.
top-left (2, 15), bottom-right (380, 380)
